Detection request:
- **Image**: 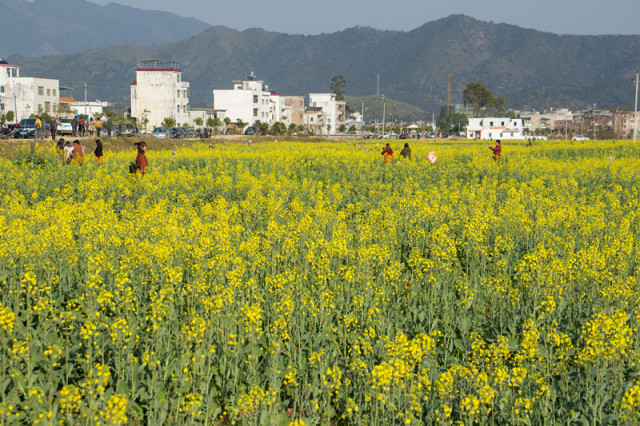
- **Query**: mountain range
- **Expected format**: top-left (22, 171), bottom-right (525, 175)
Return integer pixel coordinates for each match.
top-left (4, 10), bottom-right (640, 116)
top-left (0, 0), bottom-right (210, 57)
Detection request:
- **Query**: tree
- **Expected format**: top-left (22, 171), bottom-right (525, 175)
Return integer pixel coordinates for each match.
top-left (463, 82), bottom-right (497, 117)
top-left (437, 112), bottom-right (469, 133)
top-left (163, 117), bottom-right (176, 127)
top-left (288, 123), bottom-right (297, 133)
top-left (348, 124), bottom-right (357, 133)
top-left (273, 122), bottom-right (286, 135)
top-left (224, 117), bottom-right (231, 126)
top-left (194, 117), bottom-right (204, 126)
top-left (211, 117), bottom-right (222, 134)
top-left (338, 124), bottom-right (347, 133)
top-left (6, 111), bottom-right (14, 123)
top-left (140, 109), bottom-right (150, 132)
top-left (330, 75), bottom-right (347, 101)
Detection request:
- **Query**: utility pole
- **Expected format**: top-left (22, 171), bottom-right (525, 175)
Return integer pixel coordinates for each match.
top-left (634, 71), bottom-right (639, 144)
top-left (84, 82), bottom-right (87, 117)
top-left (361, 101), bottom-right (364, 138)
top-left (382, 94), bottom-right (386, 138)
top-left (376, 75), bottom-right (380, 96)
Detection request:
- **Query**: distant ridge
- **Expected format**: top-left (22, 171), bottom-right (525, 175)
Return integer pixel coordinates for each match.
top-left (0, 0), bottom-right (210, 57)
top-left (7, 15), bottom-right (640, 114)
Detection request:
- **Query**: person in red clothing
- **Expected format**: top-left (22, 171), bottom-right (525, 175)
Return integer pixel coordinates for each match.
top-left (135, 141), bottom-right (149, 176)
top-left (489, 139), bottom-right (502, 160)
top-left (381, 143), bottom-right (393, 164)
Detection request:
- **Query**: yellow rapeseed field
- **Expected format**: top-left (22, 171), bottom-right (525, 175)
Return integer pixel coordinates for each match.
top-left (0, 139), bottom-right (639, 424)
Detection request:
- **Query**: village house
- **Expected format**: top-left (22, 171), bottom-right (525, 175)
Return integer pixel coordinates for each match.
top-left (213, 72), bottom-right (272, 128)
top-left (612, 109), bottom-right (639, 139)
top-left (466, 117), bottom-right (525, 140)
top-left (0, 59), bottom-right (60, 122)
top-left (130, 60), bottom-right (190, 128)
top-left (308, 93), bottom-right (346, 135)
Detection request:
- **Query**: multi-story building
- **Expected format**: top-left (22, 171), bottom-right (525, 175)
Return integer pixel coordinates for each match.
top-left (467, 117), bottom-right (525, 139)
top-left (130, 60), bottom-right (190, 128)
top-left (0, 60), bottom-right (60, 122)
top-left (613, 109), bottom-right (639, 139)
top-left (304, 106), bottom-right (325, 135)
top-left (284, 96), bottom-right (304, 128)
top-left (213, 72), bottom-right (272, 128)
top-left (308, 93), bottom-right (346, 135)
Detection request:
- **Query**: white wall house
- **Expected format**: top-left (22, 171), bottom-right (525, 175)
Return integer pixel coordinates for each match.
top-left (304, 107), bottom-right (325, 135)
top-left (69, 100), bottom-right (110, 119)
top-left (213, 72), bottom-right (271, 128)
top-left (308, 93), bottom-right (346, 135)
top-left (130, 60), bottom-right (190, 128)
top-left (467, 117), bottom-right (525, 140)
top-left (0, 60), bottom-right (60, 122)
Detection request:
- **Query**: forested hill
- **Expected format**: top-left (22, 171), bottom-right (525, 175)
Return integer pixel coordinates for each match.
top-left (0, 0), bottom-right (210, 57)
top-left (8, 14), bottom-right (640, 113)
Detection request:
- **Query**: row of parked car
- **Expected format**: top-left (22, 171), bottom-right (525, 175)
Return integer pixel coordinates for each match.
top-left (150, 126), bottom-right (199, 139)
top-left (5, 119), bottom-right (140, 138)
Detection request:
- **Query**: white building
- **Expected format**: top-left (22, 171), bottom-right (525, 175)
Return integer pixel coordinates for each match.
top-left (130, 60), bottom-right (190, 128)
top-left (308, 93), bottom-right (346, 135)
top-left (0, 60), bottom-right (60, 122)
top-left (467, 117), bottom-right (525, 140)
top-left (213, 72), bottom-right (272, 128)
top-left (69, 100), bottom-right (110, 119)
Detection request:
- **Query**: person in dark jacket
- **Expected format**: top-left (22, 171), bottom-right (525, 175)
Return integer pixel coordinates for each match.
top-left (489, 140), bottom-right (502, 160)
top-left (93, 139), bottom-right (103, 164)
top-left (49, 116), bottom-right (58, 139)
top-left (400, 142), bottom-right (411, 160)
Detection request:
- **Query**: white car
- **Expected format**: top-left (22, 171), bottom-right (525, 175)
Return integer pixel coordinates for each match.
top-left (57, 118), bottom-right (73, 136)
top-left (572, 135), bottom-right (589, 141)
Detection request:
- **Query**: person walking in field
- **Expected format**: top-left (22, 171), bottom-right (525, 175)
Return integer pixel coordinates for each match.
top-left (88, 118), bottom-right (96, 136)
top-left (71, 140), bottom-right (84, 165)
top-left (135, 141), bottom-right (149, 176)
top-left (400, 142), bottom-right (412, 160)
top-left (381, 143), bottom-right (393, 164)
top-left (489, 139), bottom-right (502, 161)
top-left (93, 139), bottom-right (103, 164)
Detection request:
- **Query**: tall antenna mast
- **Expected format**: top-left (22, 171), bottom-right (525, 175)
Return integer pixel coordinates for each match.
top-left (376, 75), bottom-right (380, 96)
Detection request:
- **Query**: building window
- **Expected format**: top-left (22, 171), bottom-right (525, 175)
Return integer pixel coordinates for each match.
top-left (253, 95), bottom-right (258, 104)
top-left (253, 108), bottom-right (258, 117)
top-left (38, 86), bottom-right (44, 95)
top-left (0, 86), bottom-right (4, 93)
top-left (177, 106), bottom-right (180, 113)
top-left (47, 89), bottom-right (51, 96)
top-left (177, 75), bottom-right (181, 83)
top-left (53, 89), bottom-right (56, 96)
top-left (501, 121), bottom-right (505, 126)
top-left (0, 104), bottom-right (4, 111)
top-left (45, 102), bottom-right (51, 113)
top-left (489, 121), bottom-right (493, 126)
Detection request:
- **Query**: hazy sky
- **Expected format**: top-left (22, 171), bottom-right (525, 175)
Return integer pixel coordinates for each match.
top-left (89, 0), bottom-right (640, 36)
